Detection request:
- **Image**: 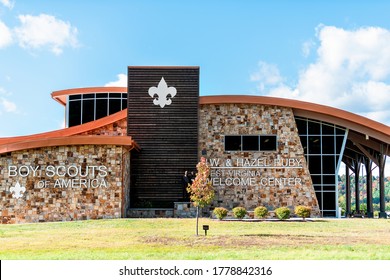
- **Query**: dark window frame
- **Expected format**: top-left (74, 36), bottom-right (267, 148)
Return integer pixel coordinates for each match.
top-left (67, 93), bottom-right (128, 127)
top-left (224, 135), bottom-right (277, 152)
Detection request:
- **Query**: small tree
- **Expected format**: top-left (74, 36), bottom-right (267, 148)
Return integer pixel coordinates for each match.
top-left (187, 157), bottom-right (215, 235)
top-left (294, 205), bottom-right (311, 221)
top-left (254, 206), bottom-right (268, 219)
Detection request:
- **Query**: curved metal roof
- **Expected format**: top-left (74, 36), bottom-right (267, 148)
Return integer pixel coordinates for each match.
top-left (51, 87), bottom-right (127, 106)
top-left (200, 95), bottom-right (390, 145)
top-left (0, 109), bottom-right (139, 154)
top-left (5, 90), bottom-right (387, 156)
top-left (51, 88), bottom-right (390, 143)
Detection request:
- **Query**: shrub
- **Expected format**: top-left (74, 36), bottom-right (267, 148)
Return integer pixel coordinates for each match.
top-left (213, 207), bottom-right (228, 220)
top-left (254, 206), bottom-right (268, 219)
top-left (275, 207), bottom-right (290, 220)
top-left (232, 207), bottom-right (247, 219)
top-left (294, 205), bottom-right (311, 220)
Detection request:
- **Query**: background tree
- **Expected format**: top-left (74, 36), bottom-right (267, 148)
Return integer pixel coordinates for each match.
top-left (338, 174), bottom-right (390, 214)
top-left (187, 157), bottom-right (215, 235)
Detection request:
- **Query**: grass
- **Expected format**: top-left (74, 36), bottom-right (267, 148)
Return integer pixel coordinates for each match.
top-left (0, 218), bottom-right (390, 260)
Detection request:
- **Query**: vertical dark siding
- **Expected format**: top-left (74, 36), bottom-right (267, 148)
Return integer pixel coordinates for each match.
top-left (127, 66), bottom-right (199, 208)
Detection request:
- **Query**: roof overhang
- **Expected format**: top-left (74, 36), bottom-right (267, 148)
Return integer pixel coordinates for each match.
top-left (0, 135), bottom-right (138, 154)
top-left (51, 87), bottom-right (127, 106)
top-left (0, 109), bottom-right (128, 144)
top-left (0, 109), bottom-right (140, 154)
top-left (199, 95), bottom-right (390, 147)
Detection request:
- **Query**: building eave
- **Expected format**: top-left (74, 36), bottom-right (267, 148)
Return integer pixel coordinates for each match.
top-left (51, 87), bottom-right (127, 106)
top-left (0, 135), bottom-right (136, 154)
top-left (200, 95), bottom-right (390, 146)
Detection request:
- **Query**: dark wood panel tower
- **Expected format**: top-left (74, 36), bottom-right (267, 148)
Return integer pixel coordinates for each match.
top-left (127, 66), bottom-right (199, 208)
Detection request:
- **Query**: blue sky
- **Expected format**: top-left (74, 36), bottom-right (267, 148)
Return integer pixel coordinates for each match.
top-left (1, 0), bottom-right (390, 137)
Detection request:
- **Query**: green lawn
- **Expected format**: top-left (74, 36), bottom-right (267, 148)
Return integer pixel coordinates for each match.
top-left (1, 218), bottom-right (389, 260)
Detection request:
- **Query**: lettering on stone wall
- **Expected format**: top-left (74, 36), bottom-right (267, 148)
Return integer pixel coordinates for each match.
top-left (207, 157), bottom-right (303, 187)
top-left (8, 165), bottom-right (109, 196)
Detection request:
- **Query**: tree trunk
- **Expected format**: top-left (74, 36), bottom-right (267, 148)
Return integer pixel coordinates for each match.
top-left (196, 206), bottom-right (199, 236)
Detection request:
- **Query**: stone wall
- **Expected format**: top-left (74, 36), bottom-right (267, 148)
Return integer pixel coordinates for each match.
top-left (79, 119), bottom-right (127, 136)
top-left (174, 202), bottom-right (198, 218)
top-left (122, 150), bottom-right (131, 216)
top-left (127, 208), bottom-right (174, 218)
top-left (0, 145), bottom-right (128, 224)
top-left (199, 104), bottom-right (320, 216)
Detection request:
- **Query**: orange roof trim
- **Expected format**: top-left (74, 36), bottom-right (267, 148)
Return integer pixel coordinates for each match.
top-left (52, 87), bottom-right (127, 106)
top-left (1, 93), bottom-right (389, 154)
top-left (200, 95), bottom-right (390, 144)
top-left (0, 109), bottom-right (140, 154)
top-left (0, 109), bottom-right (127, 145)
top-left (0, 135), bottom-right (137, 154)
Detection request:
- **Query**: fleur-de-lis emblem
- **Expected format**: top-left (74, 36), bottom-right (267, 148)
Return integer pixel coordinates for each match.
top-left (10, 181), bottom-right (26, 199)
top-left (148, 77), bottom-right (177, 108)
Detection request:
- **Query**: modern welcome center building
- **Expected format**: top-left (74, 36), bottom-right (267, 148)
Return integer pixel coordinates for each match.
top-left (0, 66), bottom-right (389, 224)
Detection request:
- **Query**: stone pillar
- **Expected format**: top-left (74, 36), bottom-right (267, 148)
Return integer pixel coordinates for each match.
top-left (346, 165), bottom-right (351, 217)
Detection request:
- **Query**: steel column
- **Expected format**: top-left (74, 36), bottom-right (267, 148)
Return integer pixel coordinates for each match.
top-left (379, 155), bottom-right (387, 218)
top-left (365, 159), bottom-right (373, 218)
top-left (354, 160), bottom-right (361, 214)
top-left (346, 165), bottom-right (351, 217)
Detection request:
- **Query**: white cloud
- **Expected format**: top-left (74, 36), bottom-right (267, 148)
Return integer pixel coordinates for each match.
top-left (104, 74), bottom-right (127, 87)
top-left (252, 25), bottom-right (390, 125)
top-left (0, 87), bottom-right (17, 114)
top-left (250, 61), bottom-right (283, 92)
top-left (0, 97), bottom-right (17, 113)
top-left (59, 119), bottom-right (66, 129)
top-left (0, 0), bottom-right (14, 9)
top-left (0, 20), bottom-right (12, 48)
top-left (302, 39), bottom-right (315, 58)
top-left (14, 14), bottom-right (79, 55)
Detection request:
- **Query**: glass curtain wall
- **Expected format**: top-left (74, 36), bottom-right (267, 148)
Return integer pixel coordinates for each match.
top-left (295, 117), bottom-right (348, 217)
top-left (67, 93), bottom-right (127, 127)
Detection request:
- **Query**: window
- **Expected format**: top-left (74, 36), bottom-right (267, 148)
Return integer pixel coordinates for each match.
top-left (322, 192), bottom-right (336, 210)
top-left (242, 136), bottom-right (259, 151)
top-left (69, 94), bottom-right (81, 100)
top-left (308, 136), bottom-right (321, 154)
top-left (322, 136), bottom-right (335, 154)
top-left (260, 135), bottom-right (277, 151)
top-left (67, 92), bottom-right (127, 127)
top-left (82, 99), bottom-right (95, 123)
top-left (308, 121), bottom-right (321, 134)
top-left (96, 98), bottom-right (108, 119)
top-left (322, 124), bottom-right (335, 135)
top-left (68, 100), bottom-right (81, 127)
top-left (224, 135), bottom-right (277, 152)
top-left (295, 117), bottom-right (347, 217)
top-left (295, 118), bottom-right (307, 135)
top-left (225, 136), bottom-right (241, 151)
top-left (308, 155), bottom-right (322, 174)
top-left (109, 99), bottom-right (121, 115)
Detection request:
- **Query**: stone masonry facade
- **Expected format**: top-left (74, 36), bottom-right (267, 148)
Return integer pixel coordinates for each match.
top-left (0, 103), bottom-right (323, 223)
top-left (79, 118), bottom-right (127, 136)
top-left (0, 144), bottom-right (128, 224)
top-left (199, 104), bottom-right (321, 216)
